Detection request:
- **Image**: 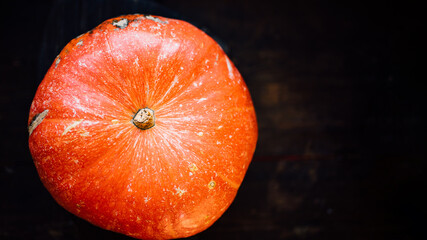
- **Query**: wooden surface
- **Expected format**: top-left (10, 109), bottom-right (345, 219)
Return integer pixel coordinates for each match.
top-left (0, 0), bottom-right (424, 239)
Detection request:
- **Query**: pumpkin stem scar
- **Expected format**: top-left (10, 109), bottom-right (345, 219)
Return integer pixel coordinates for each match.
top-left (132, 108), bottom-right (155, 130)
top-left (28, 110), bottom-right (49, 136)
top-left (145, 15), bottom-right (168, 24)
top-left (112, 18), bottom-right (129, 29)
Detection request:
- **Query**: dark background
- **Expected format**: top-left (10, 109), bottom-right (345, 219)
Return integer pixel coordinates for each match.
top-left (0, 0), bottom-right (424, 239)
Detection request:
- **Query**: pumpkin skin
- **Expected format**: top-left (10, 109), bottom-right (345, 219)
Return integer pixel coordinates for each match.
top-left (28, 14), bottom-right (257, 240)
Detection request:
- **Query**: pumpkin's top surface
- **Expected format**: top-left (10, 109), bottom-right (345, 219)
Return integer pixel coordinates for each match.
top-left (28, 14), bottom-right (257, 240)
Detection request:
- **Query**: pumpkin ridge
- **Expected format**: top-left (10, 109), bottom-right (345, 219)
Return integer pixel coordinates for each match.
top-left (68, 124), bottom-right (137, 181)
top-left (49, 56), bottom-right (137, 117)
top-left (150, 36), bottom-right (219, 111)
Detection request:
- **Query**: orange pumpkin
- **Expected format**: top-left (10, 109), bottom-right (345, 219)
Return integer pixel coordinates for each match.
top-left (28, 14), bottom-right (257, 239)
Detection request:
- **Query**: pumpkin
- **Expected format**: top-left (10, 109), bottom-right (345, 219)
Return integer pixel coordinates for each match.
top-left (28, 14), bottom-right (257, 239)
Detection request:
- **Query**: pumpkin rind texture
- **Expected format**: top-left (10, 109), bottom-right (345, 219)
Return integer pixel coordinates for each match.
top-left (28, 14), bottom-right (257, 240)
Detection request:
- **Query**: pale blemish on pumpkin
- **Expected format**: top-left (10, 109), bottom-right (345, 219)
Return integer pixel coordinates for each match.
top-left (76, 40), bottom-right (83, 47)
top-left (111, 119), bottom-right (119, 124)
top-left (112, 18), bottom-right (129, 29)
top-left (76, 201), bottom-right (85, 211)
top-left (41, 156), bottom-right (51, 163)
top-left (197, 132), bottom-right (204, 137)
top-left (218, 173), bottom-right (239, 189)
top-left (217, 125), bottom-right (223, 130)
top-left (80, 131), bottom-right (90, 137)
top-left (78, 60), bottom-right (88, 68)
top-left (28, 109), bottom-right (49, 136)
top-left (226, 57), bottom-right (234, 79)
top-left (196, 98), bottom-right (207, 103)
top-left (192, 81), bottom-right (203, 88)
top-left (55, 57), bottom-right (60, 68)
top-left (133, 57), bottom-right (139, 67)
top-left (62, 119), bottom-right (83, 136)
top-left (189, 163), bottom-right (198, 173)
top-left (204, 215), bottom-right (213, 224)
top-left (156, 76), bottom-right (179, 105)
top-left (174, 187), bottom-right (187, 197)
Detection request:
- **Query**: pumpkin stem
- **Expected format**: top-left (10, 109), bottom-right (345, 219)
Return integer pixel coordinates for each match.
top-left (132, 108), bottom-right (155, 130)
